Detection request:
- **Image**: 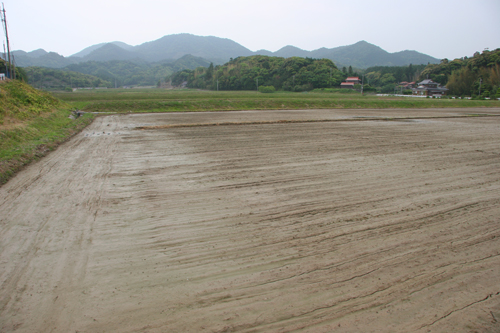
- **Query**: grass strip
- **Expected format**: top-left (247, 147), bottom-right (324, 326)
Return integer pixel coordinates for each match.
top-left (80, 98), bottom-right (499, 113)
top-left (53, 89), bottom-right (500, 113)
top-left (0, 109), bottom-right (95, 185)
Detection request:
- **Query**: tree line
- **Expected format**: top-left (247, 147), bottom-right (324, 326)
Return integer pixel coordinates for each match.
top-left (363, 64), bottom-right (427, 93)
top-left (170, 56), bottom-right (346, 92)
top-left (0, 58), bottom-right (28, 81)
top-left (23, 66), bottom-right (111, 90)
top-left (419, 48), bottom-right (500, 97)
top-left (15, 55), bottom-right (210, 91)
top-left (169, 56), bottom-right (435, 94)
top-left (10, 47), bottom-right (500, 98)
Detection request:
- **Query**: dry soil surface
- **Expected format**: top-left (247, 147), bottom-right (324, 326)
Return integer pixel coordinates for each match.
top-left (1, 108), bottom-right (500, 332)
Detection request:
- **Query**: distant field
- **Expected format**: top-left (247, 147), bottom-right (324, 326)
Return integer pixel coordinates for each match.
top-left (53, 88), bottom-right (500, 113)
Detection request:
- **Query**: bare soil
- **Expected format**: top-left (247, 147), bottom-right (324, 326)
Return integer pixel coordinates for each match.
top-left (1, 108), bottom-right (500, 332)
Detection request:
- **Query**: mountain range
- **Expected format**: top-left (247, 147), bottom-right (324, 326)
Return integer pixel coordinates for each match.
top-left (11, 33), bottom-right (440, 70)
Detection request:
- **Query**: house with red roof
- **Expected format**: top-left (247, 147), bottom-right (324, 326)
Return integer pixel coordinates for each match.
top-left (399, 81), bottom-right (416, 89)
top-left (341, 76), bottom-right (361, 89)
top-left (346, 77), bottom-right (362, 84)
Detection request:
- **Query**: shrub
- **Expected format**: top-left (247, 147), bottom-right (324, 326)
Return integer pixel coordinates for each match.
top-left (258, 85), bottom-right (276, 93)
top-left (293, 83), bottom-right (313, 92)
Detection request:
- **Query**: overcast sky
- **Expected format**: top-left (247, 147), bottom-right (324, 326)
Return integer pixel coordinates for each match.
top-left (3, 0), bottom-right (500, 60)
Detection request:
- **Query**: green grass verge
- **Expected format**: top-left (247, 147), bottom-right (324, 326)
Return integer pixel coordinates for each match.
top-left (0, 108), bottom-right (95, 185)
top-left (1, 80), bottom-right (97, 185)
top-left (53, 89), bottom-right (500, 113)
top-left (1, 80), bottom-right (63, 124)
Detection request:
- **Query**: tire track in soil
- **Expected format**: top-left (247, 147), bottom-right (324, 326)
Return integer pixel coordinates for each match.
top-left (1, 109), bottom-right (500, 332)
top-left (0, 116), bottom-right (119, 331)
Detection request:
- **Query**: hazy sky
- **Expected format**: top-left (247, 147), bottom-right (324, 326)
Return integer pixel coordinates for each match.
top-left (3, 0), bottom-right (500, 60)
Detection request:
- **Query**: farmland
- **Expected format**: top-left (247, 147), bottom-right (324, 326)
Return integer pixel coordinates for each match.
top-left (1, 107), bottom-right (500, 332)
top-left (53, 88), bottom-right (499, 113)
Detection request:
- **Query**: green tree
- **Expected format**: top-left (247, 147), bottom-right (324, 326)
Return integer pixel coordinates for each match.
top-left (446, 67), bottom-right (476, 96)
top-left (206, 62), bottom-right (214, 81)
top-left (380, 73), bottom-right (396, 85)
top-left (170, 55), bottom-right (341, 91)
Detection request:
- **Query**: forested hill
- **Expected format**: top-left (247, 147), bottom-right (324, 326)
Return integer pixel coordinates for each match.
top-left (11, 34), bottom-right (439, 69)
top-left (23, 54), bottom-right (211, 90)
top-left (23, 67), bottom-right (111, 90)
top-left (419, 48), bottom-right (500, 97)
top-left (170, 55), bottom-right (346, 91)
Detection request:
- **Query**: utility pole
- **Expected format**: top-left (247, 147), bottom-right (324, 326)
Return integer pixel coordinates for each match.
top-left (361, 74), bottom-right (364, 95)
top-left (1, 3), bottom-right (13, 79)
top-left (2, 41), bottom-right (7, 75)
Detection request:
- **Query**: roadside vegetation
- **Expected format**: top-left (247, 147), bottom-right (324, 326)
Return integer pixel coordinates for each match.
top-left (0, 80), bottom-right (94, 185)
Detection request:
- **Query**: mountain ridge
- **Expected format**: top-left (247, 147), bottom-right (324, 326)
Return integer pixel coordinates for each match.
top-left (11, 33), bottom-right (440, 69)
top-left (71, 41), bottom-right (134, 58)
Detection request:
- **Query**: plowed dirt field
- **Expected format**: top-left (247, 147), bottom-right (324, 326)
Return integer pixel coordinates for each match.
top-left (1, 108), bottom-right (500, 332)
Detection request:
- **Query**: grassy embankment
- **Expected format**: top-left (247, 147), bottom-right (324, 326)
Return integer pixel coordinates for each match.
top-left (53, 88), bottom-right (500, 113)
top-left (0, 80), bottom-right (94, 185)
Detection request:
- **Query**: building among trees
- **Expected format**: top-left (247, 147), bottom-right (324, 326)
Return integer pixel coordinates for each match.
top-left (399, 81), bottom-right (415, 89)
top-left (412, 79), bottom-right (448, 97)
top-left (340, 76), bottom-right (361, 89)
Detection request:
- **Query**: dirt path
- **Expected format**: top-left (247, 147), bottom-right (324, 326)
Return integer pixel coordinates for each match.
top-left (1, 108), bottom-right (500, 332)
